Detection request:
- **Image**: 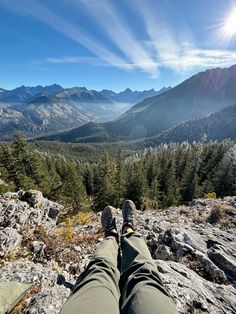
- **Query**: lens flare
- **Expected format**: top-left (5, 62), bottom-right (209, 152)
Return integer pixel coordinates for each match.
top-left (223, 8), bottom-right (236, 37)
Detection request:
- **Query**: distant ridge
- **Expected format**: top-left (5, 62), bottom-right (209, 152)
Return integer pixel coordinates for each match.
top-left (57, 87), bottom-right (112, 103)
top-left (0, 84), bottom-right (64, 102)
top-left (37, 64), bottom-right (236, 143)
top-left (100, 87), bottom-right (171, 104)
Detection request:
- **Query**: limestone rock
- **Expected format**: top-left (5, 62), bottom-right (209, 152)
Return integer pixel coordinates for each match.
top-left (154, 245), bottom-right (172, 260)
top-left (208, 247), bottom-right (236, 283)
top-left (156, 260), bottom-right (236, 314)
top-left (0, 191), bottom-right (63, 232)
top-left (0, 227), bottom-right (22, 256)
top-left (32, 241), bottom-right (46, 262)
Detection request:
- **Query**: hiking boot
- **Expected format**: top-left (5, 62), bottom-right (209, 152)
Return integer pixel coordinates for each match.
top-left (101, 206), bottom-right (118, 239)
top-left (122, 200), bottom-right (136, 233)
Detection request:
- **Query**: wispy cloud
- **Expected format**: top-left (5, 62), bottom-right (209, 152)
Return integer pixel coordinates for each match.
top-left (158, 49), bottom-right (236, 69)
top-left (1, 0), bottom-right (236, 78)
top-left (78, 0), bottom-right (159, 77)
top-left (43, 49), bottom-right (236, 70)
top-left (45, 56), bottom-right (100, 65)
top-left (128, 0), bottom-right (236, 72)
top-left (129, 0), bottom-right (195, 71)
top-left (0, 0), bottom-right (132, 70)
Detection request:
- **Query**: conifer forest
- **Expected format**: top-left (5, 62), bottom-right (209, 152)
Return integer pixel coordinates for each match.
top-left (0, 135), bottom-right (235, 212)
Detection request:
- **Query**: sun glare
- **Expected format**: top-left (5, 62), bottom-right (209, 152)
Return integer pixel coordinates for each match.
top-left (223, 8), bottom-right (236, 37)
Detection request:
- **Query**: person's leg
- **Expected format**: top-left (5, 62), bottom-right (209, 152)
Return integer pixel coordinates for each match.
top-left (60, 207), bottom-right (120, 314)
top-left (120, 200), bottom-right (177, 314)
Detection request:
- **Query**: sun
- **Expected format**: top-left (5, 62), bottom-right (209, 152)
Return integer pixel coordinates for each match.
top-left (223, 8), bottom-right (236, 37)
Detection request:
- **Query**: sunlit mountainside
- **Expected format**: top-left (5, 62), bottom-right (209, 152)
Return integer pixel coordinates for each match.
top-left (39, 65), bottom-right (236, 143)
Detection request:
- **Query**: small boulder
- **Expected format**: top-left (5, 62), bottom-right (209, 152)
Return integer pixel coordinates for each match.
top-left (19, 190), bottom-right (43, 208)
top-left (32, 241), bottom-right (46, 262)
top-left (154, 245), bottom-right (172, 260)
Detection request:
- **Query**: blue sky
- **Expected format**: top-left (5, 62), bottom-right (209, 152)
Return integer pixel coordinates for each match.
top-left (1, 0), bottom-right (236, 91)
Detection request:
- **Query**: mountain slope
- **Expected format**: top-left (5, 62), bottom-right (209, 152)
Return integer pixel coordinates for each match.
top-left (23, 99), bottom-right (94, 134)
top-left (38, 65), bottom-right (236, 143)
top-left (0, 98), bottom-right (94, 139)
top-left (56, 87), bottom-right (120, 121)
top-left (142, 103), bottom-right (236, 146)
top-left (0, 106), bottom-right (37, 139)
top-left (115, 65), bottom-right (236, 137)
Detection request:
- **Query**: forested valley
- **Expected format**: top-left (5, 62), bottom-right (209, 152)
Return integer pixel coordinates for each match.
top-left (0, 135), bottom-right (235, 212)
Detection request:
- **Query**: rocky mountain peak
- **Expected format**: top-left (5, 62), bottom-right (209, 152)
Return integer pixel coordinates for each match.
top-left (124, 88), bottom-right (133, 92)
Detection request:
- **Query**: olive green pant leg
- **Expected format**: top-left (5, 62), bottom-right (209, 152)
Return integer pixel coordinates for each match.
top-left (120, 232), bottom-right (177, 314)
top-left (60, 237), bottom-right (120, 314)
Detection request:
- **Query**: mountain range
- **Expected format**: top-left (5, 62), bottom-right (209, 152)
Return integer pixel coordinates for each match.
top-left (0, 86), bottom-right (166, 140)
top-left (100, 87), bottom-right (171, 104)
top-left (0, 84), bottom-right (64, 103)
top-left (40, 65), bottom-right (236, 143)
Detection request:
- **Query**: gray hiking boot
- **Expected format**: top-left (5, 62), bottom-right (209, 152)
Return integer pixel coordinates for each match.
top-left (101, 206), bottom-right (118, 239)
top-left (122, 200), bottom-right (136, 232)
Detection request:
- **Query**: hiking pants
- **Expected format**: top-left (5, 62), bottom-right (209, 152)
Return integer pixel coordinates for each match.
top-left (60, 232), bottom-right (177, 314)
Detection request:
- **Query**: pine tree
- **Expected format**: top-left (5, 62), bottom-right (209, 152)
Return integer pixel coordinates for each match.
top-left (180, 147), bottom-right (200, 202)
top-left (94, 152), bottom-right (117, 210)
top-left (62, 162), bottom-right (89, 213)
top-left (114, 148), bottom-right (126, 207)
top-left (125, 162), bottom-right (148, 209)
top-left (83, 164), bottom-right (95, 196)
top-left (213, 145), bottom-right (236, 197)
top-left (0, 143), bottom-right (20, 189)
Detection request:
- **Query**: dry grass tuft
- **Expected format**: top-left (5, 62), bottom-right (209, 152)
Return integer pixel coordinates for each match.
top-left (214, 204), bottom-right (236, 216)
top-left (73, 212), bottom-right (93, 225)
top-left (168, 217), bottom-right (179, 224)
top-left (179, 206), bottom-right (189, 215)
top-left (52, 226), bottom-right (76, 241)
top-left (192, 214), bottom-right (205, 224)
top-left (141, 197), bottom-right (159, 211)
top-left (207, 207), bottom-right (223, 224)
top-left (182, 254), bottom-right (229, 285)
top-left (19, 223), bottom-right (102, 268)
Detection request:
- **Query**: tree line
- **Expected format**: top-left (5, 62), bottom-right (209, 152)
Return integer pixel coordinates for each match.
top-left (0, 136), bottom-right (235, 212)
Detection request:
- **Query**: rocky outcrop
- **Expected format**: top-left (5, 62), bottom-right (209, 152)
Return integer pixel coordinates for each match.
top-left (0, 190), bottom-right (62, 232)
top-left (0, 192), bottom-right (236, 313)
top-left (0, 191), bottom-right (62, 258)
top-left (156, 260), bottom-right (236, 314)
